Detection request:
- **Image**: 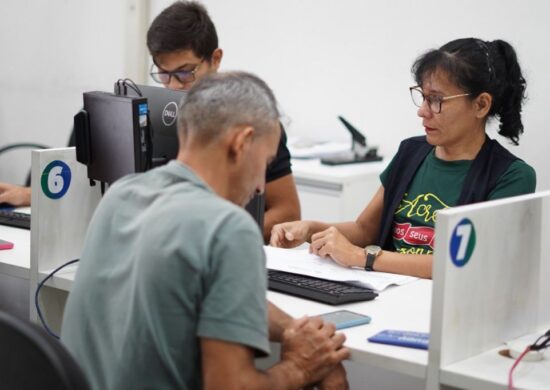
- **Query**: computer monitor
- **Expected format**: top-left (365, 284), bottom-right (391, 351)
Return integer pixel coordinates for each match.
top-left (124, 85), bottom-right (186, 167)
top-left (126, 85), bottom-right (265, 228)
top-left (74, 91), bottom-right (149, 184)
top-left (77, 83), bottom-right (265, 228)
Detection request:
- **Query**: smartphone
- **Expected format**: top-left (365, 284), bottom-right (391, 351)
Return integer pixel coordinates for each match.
top-left (0, 239), bottom-right (14, 250)
top-left (318, 310), bottom-right (371, 330)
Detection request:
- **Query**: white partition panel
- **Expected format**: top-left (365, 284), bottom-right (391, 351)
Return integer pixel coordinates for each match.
top-left (427, 191), bottom-right (550, 389)
top-left (30, 147), bottom-right (101, 326)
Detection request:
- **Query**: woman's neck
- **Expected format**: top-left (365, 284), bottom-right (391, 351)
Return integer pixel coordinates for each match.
top-left (435, 129), bottom-right (487, 161)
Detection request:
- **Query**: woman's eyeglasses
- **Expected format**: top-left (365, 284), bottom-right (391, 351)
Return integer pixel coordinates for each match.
top-left (409, 86), bottom-right (471, 114)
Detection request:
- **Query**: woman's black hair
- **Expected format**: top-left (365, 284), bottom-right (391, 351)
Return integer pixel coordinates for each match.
top-left (412, 38), bottom-right (527, 145)
top-left (147, 1), bottom-right (218, 62)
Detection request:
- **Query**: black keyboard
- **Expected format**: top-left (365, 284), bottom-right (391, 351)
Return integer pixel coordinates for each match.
top-left (0, 210), bottom-right (31, 230)
top-left (267, 270), bottom-right (378, 305)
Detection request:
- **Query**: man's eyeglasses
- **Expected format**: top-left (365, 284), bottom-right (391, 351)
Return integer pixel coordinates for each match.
top-left (150, 61), bottom-right (203, 85)
top-left (409, 86), bottom-right (471, 114)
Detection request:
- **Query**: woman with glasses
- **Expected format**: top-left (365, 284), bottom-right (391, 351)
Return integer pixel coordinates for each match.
top-left (270, 38), bottom-right (536, 279)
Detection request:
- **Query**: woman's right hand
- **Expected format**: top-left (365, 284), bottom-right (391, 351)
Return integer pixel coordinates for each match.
top-left (270, 221), bottom-right (311, 248)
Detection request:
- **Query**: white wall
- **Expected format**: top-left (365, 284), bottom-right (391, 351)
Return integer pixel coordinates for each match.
top-left (0, 0), bottom-right (145, 185)
top-left (194, 0), bottom-right (550, 190)
top-left (1, 0), bottom-right (549, 190)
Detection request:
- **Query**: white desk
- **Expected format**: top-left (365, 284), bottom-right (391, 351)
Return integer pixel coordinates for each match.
top-left (0, 225), bottom-right (31, 318)
top-left (268, 280), bottom-right (431, 378)
top-left (0, 225), bottom-right (31, 280)
top-left (3, 227), bottom-right (549, 389)
top-left (12, 199), bottom-right (429, 387)
top-left (440, 343), bottom-right (550, 390)
top-left (291, 159), bottom-right (386, 221)
top-left (36, 250), bottom-right (432, 378)
top-left (41, 257), bottom-right (431, 389)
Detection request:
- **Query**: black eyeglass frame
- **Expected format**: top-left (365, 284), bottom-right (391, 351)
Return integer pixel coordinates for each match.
top-left (149, 61), bottom-right (204, 85)
top-left (409, 85), bottom-right (471, 114)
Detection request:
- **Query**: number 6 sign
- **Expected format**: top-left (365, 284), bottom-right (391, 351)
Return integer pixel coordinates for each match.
top-left (41, 160), bottom-right (72, 199)
top-left (449, 218), bottom-right (476, 267)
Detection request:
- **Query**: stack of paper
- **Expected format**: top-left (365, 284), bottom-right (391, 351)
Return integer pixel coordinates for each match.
top-left (264, 246), bottom-right (418, 292)
top-left (287, 138), bottom-right (350, 159)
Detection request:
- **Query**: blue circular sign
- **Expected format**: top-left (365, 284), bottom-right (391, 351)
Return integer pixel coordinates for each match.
top-left (449, 218), bottom-right (476, 267)
top-left (41, 160), bottom-right (72, 199)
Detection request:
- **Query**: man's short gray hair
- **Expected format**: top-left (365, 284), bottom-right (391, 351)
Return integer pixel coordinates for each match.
top-left (178, 71), bottom-right (280, 144)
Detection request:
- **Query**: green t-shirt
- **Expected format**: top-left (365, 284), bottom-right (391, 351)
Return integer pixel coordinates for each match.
top-left (380, 150), bottom-right (536, 255)
top-left (61, 161), bottom-right (269, 390)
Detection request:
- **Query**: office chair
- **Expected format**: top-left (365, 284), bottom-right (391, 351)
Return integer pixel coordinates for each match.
top-left (0, 142), bottom-right (49, 186)
top-left (0, 311), bottom-right (91, 390)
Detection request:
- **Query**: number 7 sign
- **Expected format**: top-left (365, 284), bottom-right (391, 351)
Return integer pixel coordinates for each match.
top-left (449, 218), bottom-right (476, 267)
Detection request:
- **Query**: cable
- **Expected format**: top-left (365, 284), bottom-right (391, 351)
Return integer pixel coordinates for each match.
top-left (35, 259), bottom-right (80, 339)
top-left (508, 346), bottom-right (530, 390)
top-left (0, 143), bottom-right (50, 155)
top-left (530, 329), bottom-right (550, 351)
top-left (123, 78), bottom-right (142, 97)
top-left (114, 79), bottom-right (124, 95)
top-left (507, 330), bottom-right (550, 389)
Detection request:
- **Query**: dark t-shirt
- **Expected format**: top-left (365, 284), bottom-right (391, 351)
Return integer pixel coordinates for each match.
top-left (68, 125), bottom-right (292, 183)
top-left (267, 126), bottom-right (292, 182)
top-left (380, 149), bottom-right (536, 255)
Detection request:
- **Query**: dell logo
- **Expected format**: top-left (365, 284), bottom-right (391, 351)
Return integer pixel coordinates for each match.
top-left (162, 101), bottom-right (178, 126)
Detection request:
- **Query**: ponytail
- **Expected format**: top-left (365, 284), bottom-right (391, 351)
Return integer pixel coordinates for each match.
top-left (487, 40), bottom-right (526, 145)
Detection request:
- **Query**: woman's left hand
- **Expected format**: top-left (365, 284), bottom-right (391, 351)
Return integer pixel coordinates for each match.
top-left (309, 226), bottom-right (365, 268)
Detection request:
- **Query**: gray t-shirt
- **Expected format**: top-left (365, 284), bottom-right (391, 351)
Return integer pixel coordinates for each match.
top-left (61, 161), bottom-right (269, 390)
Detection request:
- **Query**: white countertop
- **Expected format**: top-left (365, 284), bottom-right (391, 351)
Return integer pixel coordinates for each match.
top-left (291, 158), bottom-right (387, 184)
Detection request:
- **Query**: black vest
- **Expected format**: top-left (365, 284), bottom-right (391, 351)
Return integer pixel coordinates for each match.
top-left (378, 136), bottom-right (519, 250)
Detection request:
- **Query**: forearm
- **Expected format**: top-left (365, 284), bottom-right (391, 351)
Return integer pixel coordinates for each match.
top-left (212, 360), bottom-right (303, 390)
top-left (262, 360), bottom-right (305, 390)
top-left (373, 251), bottom-right (433, 279)
top-left (329, 221), bottom-right (376, 247)
top-left (263, 175), bottom-right (301, 242)
top-left (268, 301), bottom-right (292, 342)
top-left (203, 341), bottom-right (304, 390)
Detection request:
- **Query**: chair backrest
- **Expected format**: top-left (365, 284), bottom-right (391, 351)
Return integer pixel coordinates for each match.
top-left (0, 311), bottom-right (91, 390)
top-left (0, 142), bottom-right (50, 186)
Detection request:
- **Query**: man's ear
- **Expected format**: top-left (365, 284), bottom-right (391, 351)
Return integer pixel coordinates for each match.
top-left (227, 125), bottom-right (254, 163)
top-left (210, 48), bottom-right (223, 71)
top-left (475, 92), bottom-right (493, 119)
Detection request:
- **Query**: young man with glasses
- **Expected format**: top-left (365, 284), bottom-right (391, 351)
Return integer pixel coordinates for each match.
top-left (146, 1), bottom-right (300, 242)
top-left (1, 2), bottom-right (301, 245)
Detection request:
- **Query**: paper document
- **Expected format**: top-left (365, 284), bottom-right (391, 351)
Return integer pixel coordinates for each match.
top-left (265, 246), bottom-right (418, 292)
top-left (288, 137), bottom-right (350, 159)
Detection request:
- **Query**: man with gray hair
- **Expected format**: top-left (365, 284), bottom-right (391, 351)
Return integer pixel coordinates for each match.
top-left (61, 72), bottom-right (349, 390)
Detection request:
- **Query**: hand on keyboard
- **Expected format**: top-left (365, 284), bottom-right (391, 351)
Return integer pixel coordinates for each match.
top-left (0, 183), bottom-right (31, 207)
